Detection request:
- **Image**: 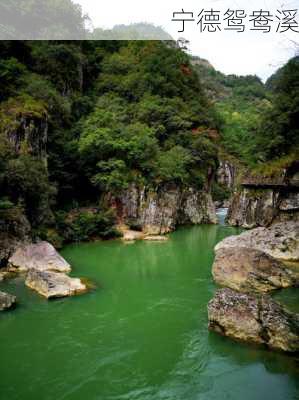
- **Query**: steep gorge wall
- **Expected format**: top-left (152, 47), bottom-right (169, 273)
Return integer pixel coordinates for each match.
top-left (7, 115), bottom-right (48, 163)
top-left (106, 184), bottom-right (217, 235)
top-left (216, 160), bottom-right (236, 190)
top-left (227, 168), bottom-right (299, 228)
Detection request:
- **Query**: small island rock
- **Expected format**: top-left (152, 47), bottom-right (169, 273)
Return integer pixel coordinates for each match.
top-left (208, 288), bottom-right (299, 352)
top-left (25, 270), bottom-right (86, 299)
top-left (0, 291), bottom-right (16, 311)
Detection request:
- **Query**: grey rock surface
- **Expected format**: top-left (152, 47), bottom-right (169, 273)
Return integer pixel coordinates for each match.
top-left (208, 288), bottom-right (299, 352)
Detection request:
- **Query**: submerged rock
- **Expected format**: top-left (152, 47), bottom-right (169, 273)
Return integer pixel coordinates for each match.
top-left (143, 235), bottom-right (168, 241)
top-left (215, 221), bottom-right (299, 261)
top-left (212, 247), bottom-right (297, 293)
top-left (0, 270), bottom-right (16, 282)
top-left (119, 225), bottom-right (169, 242)
top-left (9, 241), bottom-right (71, 273)
top-left (25, 270), bottom-right (87, 299)
top-left (0, 291), bottom-right (16, 311)
top-left (208, 288), bottom-right (299, 352)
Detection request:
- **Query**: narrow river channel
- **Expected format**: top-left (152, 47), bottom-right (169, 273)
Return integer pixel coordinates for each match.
top-left (0, 223), bottom-right (298, 400)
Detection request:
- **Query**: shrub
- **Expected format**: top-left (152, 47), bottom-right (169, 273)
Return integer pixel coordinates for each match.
top-left (56, 208), bottom-right (120, 243)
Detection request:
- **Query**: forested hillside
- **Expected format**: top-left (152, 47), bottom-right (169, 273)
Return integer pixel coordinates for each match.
top-left (0, 41), bottom-right (220, 244)
top-left (0, 40), bottom-right (298, 246)
top-left (193, 55), bottom-right (299, 170)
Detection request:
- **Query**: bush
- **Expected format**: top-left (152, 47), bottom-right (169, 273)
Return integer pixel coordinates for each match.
top-left (56, 208), bottom-right (120, 243)
top-left (4, 155), bottom-right (56, 225)
top-left (32, 227), bottom-right (64, 249)
top-left (211, 182), bottom-right (231, 202)
top-left (0, 198), bottom-right (14, 210)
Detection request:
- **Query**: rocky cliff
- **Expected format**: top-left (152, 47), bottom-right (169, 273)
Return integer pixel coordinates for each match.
top-left (8, 114), bottom-right (48, 163)
top-left (216, 160), bottom-right (236, 190)
top-left (106, 183), bottom-right (217, 235)
top-left (227, 164), bottom-right (299, 228)
top-left (1, 97), bottom-right (49, 164)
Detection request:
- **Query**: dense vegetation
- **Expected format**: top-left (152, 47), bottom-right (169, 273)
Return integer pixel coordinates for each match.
top-left (193, 56), bottom-right (299, 170)
top-left (0, 39), bottom-right (297, 245)
top-left (0, 40), bottom-right (220, 243)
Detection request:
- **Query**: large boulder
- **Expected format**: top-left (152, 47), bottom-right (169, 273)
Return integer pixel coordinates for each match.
top-left (215, 221), bottom-right (299, 261)
top-left (0, 291), bottom-right (16, 311)
top-left (25, 270), bottom-right (87, 299)
top-left (208, 288), bottom-right (299, 352)
top-left (212, 247), bottom-right (298, 293)
top-left (8, 241), bottom-right (71, 273)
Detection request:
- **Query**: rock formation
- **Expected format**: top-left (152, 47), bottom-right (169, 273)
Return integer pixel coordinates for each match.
top-left (6, 108), bottom-right (48, 163)
top-left (212, 247), bottom-right (298, 293)
top-left (2, 240), bottom-right (88, 301)
top-left (121, 229), bottom-right (145, 241)
top-left (108, 183), bottom-right (217, 235)
top-left (143, 235), bottom-right (168, 241)
top-left (8, 241), bottom-right (71, 273)
top-left (209, 219), bottom-right (299, 352)
top-left (227, 165), bottom-right (299, 228)
top-left (215, 221), bottom-right (299, 261)
top-left (227, 188), bottom-right (280, 228)
top-left (25, 270), bottom-right (86, 299)
top-left (0, 291), bottom-right (16, 311)
top-left (208, 288), bottom-right (299, 353)
top-left (216, 160), bottom-right (236, 190)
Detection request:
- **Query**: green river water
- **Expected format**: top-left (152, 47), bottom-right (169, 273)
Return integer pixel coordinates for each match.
top-left (0, 223), bottom-right (298, 400)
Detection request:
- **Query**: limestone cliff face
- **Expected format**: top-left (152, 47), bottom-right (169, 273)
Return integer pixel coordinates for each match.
top-left (107, 184), bottom-right (217, 234)
top-left (227, 188), bottom-right (278, 228)
top-left (227, 165), bottom-right (299, 228)
top-left (8, 114), bottom-right (48, 163)
top-left (227, 187), bottom-right (299, 228)
top-left (216, 160), bottom-right (236, 189)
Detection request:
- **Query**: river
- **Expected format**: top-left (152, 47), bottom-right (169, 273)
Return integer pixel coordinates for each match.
top-left (0, 223), bottom-right (298, 399)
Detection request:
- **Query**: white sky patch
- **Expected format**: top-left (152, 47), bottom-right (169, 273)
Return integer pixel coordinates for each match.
top-left (78, 0), bottom-right (299, 80)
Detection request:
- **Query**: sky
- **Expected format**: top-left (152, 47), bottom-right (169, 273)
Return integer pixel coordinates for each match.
top-left (78, 0), bottom-right (299, 81)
